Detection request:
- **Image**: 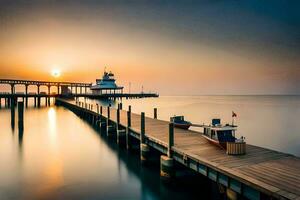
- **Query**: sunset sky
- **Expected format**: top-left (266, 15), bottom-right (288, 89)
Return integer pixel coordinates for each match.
top-left (0, 0), bottom-right (299, 95)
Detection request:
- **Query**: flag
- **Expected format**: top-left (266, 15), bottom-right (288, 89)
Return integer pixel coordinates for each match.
top-left (232, 111), bottom-right (237, 118)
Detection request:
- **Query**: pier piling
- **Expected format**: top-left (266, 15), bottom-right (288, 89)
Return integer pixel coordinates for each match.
top-left (117, 108), bottom-right (126, 145)
top-left (160, 123), bottom-right (175, 180)
top-left (126, 110), bottom-right (132, 150)
top-left (140, 112), bottom-right (149, 164)
top-left (106, 106), bottom-right (114, 137)
top-left (154, 108), bottom-right (157, 119)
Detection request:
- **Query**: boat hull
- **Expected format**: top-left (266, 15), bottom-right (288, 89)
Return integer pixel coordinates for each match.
top-left (202, 135), bottom-right (227, 149)
top-left (174, 123), bottom-right (191, 130)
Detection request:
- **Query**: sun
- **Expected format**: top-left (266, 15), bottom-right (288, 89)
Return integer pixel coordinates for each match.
top-left (51, 69), bottom-right (61, 78)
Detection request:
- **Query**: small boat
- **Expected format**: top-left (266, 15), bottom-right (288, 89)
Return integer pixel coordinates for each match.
top-left (202, 119), bottom-right (238, 149)
top-left (170, 116), bottom-right (192, 130)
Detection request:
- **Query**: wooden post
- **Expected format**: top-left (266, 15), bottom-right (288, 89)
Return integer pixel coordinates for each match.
top-left (128, 105), bottom-right (131, 113)
top-left (168, 123), bottom-right (174, 158)
top-left (96, 104), bottom-right (99, 114)
top-left (140, 112), bottom-right (145, 143)
top-left (154, 108), bottom-right (157, 119)
top-left (120, 102), bottom-right (123, 110)
top-left (18, 101), bottom-right (24, 130)
top-left (107, 106), bottom-right (110, 119)
top-left (126, 110), bottom-right (132, 149)
top-left (100, 106), bottom-right (103, 115)
top-left (127, 110), bottom-right (131, 127)
top-left (106, 106), bottom-right (112, 137)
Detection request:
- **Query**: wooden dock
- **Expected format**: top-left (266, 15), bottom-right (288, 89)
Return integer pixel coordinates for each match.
top-left (56, 98), bottom-right (300, 200)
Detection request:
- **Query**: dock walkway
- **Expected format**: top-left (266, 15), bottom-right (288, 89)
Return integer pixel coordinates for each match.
top-left (56, 98), bottom-right (300, 200)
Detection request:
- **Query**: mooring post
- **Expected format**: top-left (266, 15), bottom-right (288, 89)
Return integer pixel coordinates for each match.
top-left (116, 108), bottom-right (124, 144)
top-left (168, 122), bottom-right (174, 158)
top-left (140, 112), bottom-right (145, 143)
top-left (18, 101), bottom-right (24, 130)
top-left (160, 122), bottom-right (175, 180)
top-left (106, 106), bottom-right (113, 137)
top-left (140, 112), bottom-right (150, 164)
top-left (117, 108), bottom-right (120, 124)
top-left (128, 105), bottom-right (131, 113)
top-left (126, 110), bottom-right (131, 150)
top-left (154, 108), bottom-right (157, 119)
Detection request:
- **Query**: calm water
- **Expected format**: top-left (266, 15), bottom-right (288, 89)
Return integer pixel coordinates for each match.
top-left (0, 98), bottom-right (215, 200)
top-left (0, 95), bottom-right (299, 200)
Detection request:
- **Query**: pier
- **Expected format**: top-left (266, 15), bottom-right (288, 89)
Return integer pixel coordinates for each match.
top-left (0, 79), bottom-right (158, 108)
top-left (55, 98), bottom-right (300, 200)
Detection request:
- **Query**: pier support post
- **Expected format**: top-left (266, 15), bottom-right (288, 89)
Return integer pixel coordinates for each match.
top-left (140, 112), bottom-right (145, 143)
top-left (128, 105), bottom-right (131, 113)
top-left (160, 123), bottom-right (175, 180)
top-left (168, 122), bottom-right (174, 158)
top-left (141, 143), bottom-right (150, 165)
top-left (117, 108), bottom-right (126, 145)
top-left (140, 112), bottom-right (150, 164)
top-left (226, 188), bottom-right (238, 200)
top-left (119, 103), bottom-right (123, 110)
top-left (18, 101), bottom-right (24, 130)
top-left (96, 104), bottom-right (99, 114)
top-left (126, 110), bottom-right (131, 150)
top-left (106, 106), bottom-right (113, 137)
top-left (160, 155), bottom-right (174, 180)
top-left (34, 97), bottom-right (37, 107)
top-left (0, 98), bottom-right (2, 109)
top-left (154, 108), bottom-right (157, 119)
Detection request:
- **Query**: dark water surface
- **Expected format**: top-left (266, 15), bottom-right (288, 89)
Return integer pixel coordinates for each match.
top-left (0, 99), bottom-right (215, 200)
